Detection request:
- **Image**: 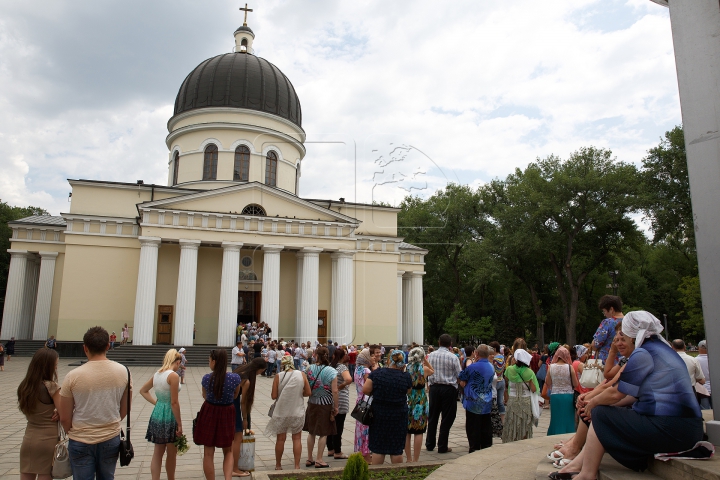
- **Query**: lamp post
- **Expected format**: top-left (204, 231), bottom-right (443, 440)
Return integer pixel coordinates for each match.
top-left (606, 270), bottom-right (619, 296)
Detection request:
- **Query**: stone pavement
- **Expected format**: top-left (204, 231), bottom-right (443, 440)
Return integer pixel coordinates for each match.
top-left (0, 357), bottom-right (550, 479)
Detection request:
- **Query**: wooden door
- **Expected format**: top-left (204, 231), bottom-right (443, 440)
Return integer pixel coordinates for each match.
top-left (237, 291), bottom-right (262, 325)
top-left (156, 306), bottom-right (173, 344)
top-left (318, 310), bottom-right (327, 344)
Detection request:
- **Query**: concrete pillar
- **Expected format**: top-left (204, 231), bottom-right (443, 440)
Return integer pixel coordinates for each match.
top-left (0, 250), bottom-right (29, 340)
top-left (402, 274), bottom-right (413, 345)
top-left (174, 239), bottom-right (200, 346)
top-left (658, 0), bottom-right (720, 441)
top-left (295, 252), bottom-right (304, 339)
top-left (32, 252), bottom-right (59, 340)
top-left (260, 245), bottom-right (283, 340)
top-left (132, 237), bottom-right (161, 346)
top-left (330, 251), bottom-right (354, 345)
top-left (20, 255), bottom-right (40, 339)
top-left (397, 270), bottom-right (405, 345)
top-left (298, 247), bottom-right (322, 344)
top-left (410, 271), bottom-right (426, 345)
top-left (218, 242), bottom-right (243, 347)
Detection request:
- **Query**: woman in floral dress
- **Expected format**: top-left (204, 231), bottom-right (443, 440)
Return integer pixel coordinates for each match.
top-left (353, 348), bottom-right (376, 462)
top-left (405, 347), bottom-right (434, 462)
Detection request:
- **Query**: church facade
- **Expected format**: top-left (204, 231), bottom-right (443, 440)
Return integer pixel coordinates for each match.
top-left (0, 20), bottom-right (427, 347)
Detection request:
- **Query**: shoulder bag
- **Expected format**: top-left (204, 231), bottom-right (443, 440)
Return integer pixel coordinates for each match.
top-left (268, 371), bottom-right (290, 417)
top-left (579, 348), bottom-right (605, 389)
top-left (51, 423), bottom-right (72, 479)
top-left (119, 365), bottom-right (134, 467)
top-left (351, 394), bottom-right (374, 425)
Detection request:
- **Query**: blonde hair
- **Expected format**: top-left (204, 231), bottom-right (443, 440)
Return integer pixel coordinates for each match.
top-left (159, 348), bottom-right (180, 372)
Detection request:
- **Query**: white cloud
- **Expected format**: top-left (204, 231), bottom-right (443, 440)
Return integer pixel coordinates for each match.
top-left (0, 0), bottom-right (679, 214)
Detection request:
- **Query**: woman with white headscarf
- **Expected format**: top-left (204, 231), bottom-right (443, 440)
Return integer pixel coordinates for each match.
top-left (554, 311), bottom-right (703, 479)
top-left (501, 348), bottom-right (539, 443)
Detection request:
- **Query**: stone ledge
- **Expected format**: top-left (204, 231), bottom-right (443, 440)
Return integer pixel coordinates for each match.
top-left (253, 461), bottom-right (443, 480)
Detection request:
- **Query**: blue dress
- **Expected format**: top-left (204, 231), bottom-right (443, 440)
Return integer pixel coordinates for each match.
top-left (368, 368), bottom-right (412, 455)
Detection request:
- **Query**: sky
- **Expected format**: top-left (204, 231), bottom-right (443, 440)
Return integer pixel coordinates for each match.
top-left (0, 0), bottom-right (680, 215)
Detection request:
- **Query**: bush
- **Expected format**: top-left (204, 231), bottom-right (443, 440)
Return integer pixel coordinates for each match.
top-left (342, 452), bottom-right (369, 480)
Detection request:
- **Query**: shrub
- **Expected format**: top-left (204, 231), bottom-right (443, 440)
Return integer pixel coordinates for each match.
top-left (342, 452), bottom-right (369, 480)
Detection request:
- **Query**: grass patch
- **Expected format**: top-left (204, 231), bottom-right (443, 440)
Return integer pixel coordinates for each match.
top-left (275, 465), bottom-right (440, 480)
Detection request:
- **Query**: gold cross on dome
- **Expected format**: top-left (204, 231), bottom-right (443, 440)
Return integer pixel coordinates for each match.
top-left (240, 3), bottom-right (253, 26)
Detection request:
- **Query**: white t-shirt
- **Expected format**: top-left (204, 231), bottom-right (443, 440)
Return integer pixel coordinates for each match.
top-left (294, 347), bottom-right (304, 360)
top-left (60, 359), bottom-right (131, 444)
top-left (232, 346), bottom-right (245, 365)
top-left (267, 349), bottom-right (277, 363)
top-left (698, 353), bottom-right (711, 393)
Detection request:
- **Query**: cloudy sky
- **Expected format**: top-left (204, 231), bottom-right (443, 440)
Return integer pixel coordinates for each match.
top-left (0, 0), bottom-right (679, 214)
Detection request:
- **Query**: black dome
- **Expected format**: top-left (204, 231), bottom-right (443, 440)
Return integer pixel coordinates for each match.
top-left (173, 53), bottom-right (302, 128)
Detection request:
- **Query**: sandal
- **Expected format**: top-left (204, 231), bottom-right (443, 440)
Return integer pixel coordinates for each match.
top-left (305, 460), bottom-right (315, 467)
top-left (547, 473), bottom-right (579, 480)
top-left (553, 459), bottom-right (571, 468)
top-left (547, 450), bottom-right (564, 461)
top-left (232, 472), bottom-right (251, 477)
top-left (334, 454), bottom-right (349, 459)
top-left (315, 461), bottom-right (330, 468)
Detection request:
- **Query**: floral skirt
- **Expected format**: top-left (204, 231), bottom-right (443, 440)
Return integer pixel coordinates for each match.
top-left (501, 395), bottom-right (533, 443)
top-left (491, 403), bottom-right (503, 437)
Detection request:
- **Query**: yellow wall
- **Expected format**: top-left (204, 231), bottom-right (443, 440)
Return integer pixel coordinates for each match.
top-left (353, 252), bottom-right (399, 345)
top-left (68, 184), bottom-right (190, 218)
top-left (193, 247), bottom-right (223, 344)
top-left (330, 204), bottom-right (398, 237)
top-left (48, 252), bottom-right (65, 338)
top-left (278, 252), bottom-right (298, 341)
top-left (155, 243), bottom-right (180, 342)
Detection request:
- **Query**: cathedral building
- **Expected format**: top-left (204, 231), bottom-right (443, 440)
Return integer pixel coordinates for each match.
top-left (0, 16), bottom-right (426, 347)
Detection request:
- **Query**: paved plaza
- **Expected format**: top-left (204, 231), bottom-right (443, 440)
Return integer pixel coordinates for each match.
top-left (0, 356), bottom-right (549, 479)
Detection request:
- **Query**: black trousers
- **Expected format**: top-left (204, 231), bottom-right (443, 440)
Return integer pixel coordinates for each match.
top-left (465, 411), bottom-right (492, 452)
top-left (326, 413), bottom-right (347, 453)
top-left (426, 384), bottom-right (458, 452)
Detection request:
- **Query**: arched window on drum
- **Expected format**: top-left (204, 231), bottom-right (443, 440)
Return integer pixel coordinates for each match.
top-left (203, 144), bottom-right (218, 180)
top-left (265, 151), bottom-right (278, 187)
top-left (234, 145), bottom-right (250, 182)
top-left (172, 151), bottom-right (180, 186)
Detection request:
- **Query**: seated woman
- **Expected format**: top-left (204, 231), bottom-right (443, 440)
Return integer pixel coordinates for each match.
top-left (553, 311), bottom-right (703, 479)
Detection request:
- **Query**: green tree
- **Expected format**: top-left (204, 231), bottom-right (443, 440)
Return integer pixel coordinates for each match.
top-left (678, 275), bottom-right (704, 339)
top-left (0, 201), bottom-right (50, 322)
top-left (443, 304), bottom-right (494, 343)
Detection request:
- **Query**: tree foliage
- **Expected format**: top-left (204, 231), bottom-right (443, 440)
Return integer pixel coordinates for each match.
top-left (443, 304), bottom-right (494, 343)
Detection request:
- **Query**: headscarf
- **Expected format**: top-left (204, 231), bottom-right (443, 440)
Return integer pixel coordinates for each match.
top-left (574, 345), bottom-right (588, 359)
top-left (356, 348), bottom-right (373, 367)
top-left (281, 353), bottom-right (295, 371)
top-left (402, 343), bottom-right (409, 352)
top-left (407, 346), bottom-right (425, 366)
top-left (514, 348), bottom-right (532, 366)
top-left (622, 310), bottom-right (671, 349)
top-left (548, 342), bottom-right (560, 356)
top-left (178, 347), bottom-right (186, 353)
top-left (505, 349), bottom-right (540, 391)
top-left (390, 349), bottom-right (406, 368)
top-left (552, 346), bottom-right (572, 364)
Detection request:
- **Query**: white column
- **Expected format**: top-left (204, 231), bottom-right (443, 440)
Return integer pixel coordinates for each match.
top-left (218, 242), bottom-right (243, 347)
top-left (260, 245), bottom-right (283, 340)
top-left (20, 255), bottom-right (40, 339)
top-left (299, 247), bottom-right (322, 344)
top-left (0, 250), bottom-right (29, 340)
top-left (330, 254), bottom-right (338, 341)
top-left (410, 271), bottom-right (426, 345)
top-left (330, 250), bottom-right (354, 345)
top-left (174, 239), bottom-right (200, 346)
top-left (32, 252), bottom-right (59, 340)
top-left (402, 273), bottom-right (413, 345)
top-left (396, 270), bottom-right (405, 345)
top-left (132, 236), bottom-right (161, 346)
top-left (295, 252), bottom-right (304, 339)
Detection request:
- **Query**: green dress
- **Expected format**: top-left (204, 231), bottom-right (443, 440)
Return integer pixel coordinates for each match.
top-left (146, 370), bottom-right (178, 444)
top-left (407, 364), bottom-right (428, 434)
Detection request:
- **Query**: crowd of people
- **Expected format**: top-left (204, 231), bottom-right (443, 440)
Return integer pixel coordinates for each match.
top-left (11, 295), bottom-right (712, 480)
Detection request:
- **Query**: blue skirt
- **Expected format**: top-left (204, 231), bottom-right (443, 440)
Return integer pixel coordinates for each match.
top-left (547, 393), bottom-right (576, 435)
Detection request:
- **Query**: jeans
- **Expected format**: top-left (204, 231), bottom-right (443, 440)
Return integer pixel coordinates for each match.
top-left (700, 396), bottom-right (713, 410)
top-left (265, 362), bottom-right (274, 376)
top-left (294, 358), bottom-right (301, 370)
top-left (276, 359), bottom-right (282, 374)
top-left (349, 364), bottom-right (356, 378)
top-left (495, 379), bottom-right (506, 414)
top-left (426, 384), bottom-right (458, 453)
top-left (69, 435), bottom-right (121, 480)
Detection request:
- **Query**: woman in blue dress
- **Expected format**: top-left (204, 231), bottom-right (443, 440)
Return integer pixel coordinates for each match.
top-left (139, 349), bottom-right (184, 480)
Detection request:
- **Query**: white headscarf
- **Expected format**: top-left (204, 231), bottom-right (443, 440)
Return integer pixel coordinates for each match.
top-left (514, 348), bottom-right (532, 366)
top-left (621, 310), bottom-right (671, 349)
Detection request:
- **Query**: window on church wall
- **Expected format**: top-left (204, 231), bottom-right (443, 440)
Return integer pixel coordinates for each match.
top-left (241, 38), bottom-right (248, 47)
top-left (265, 151), bottom-right (278, 186)
top-left (234, 145), bottom-right (250, 181)
top-left (203, 144), bottom-right (218, 180)
top-left (241, 204), bottom-right (266, 216)
top-left (172, 151), bottom-right (180, 186)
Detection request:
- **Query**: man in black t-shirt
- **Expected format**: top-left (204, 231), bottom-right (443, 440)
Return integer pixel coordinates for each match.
top-left (253, 338), bottom-right (264, 359)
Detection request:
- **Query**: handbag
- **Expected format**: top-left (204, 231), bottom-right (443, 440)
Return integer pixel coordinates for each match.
top-left (536, 362), bottom-right (547, 382)
top-left (351, 395), bottom-right (374, 425)
top-left (695, 383), bottom-right (711, 398)
top-left (238, 431), bottom-right (255, 472)
top-left (119, 365), bottom-right (134, 467)
top-left (579, 349), bottom-right (605, 389)
top-left (51, 423), bottom-right (72, 479)
top-left (268, 371), bottom-right (290, 417)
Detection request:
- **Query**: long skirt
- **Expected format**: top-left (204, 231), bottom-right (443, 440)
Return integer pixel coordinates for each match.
top-left (192, 401), bottom-right (235, 448)
top-left (593, 406), bottom-right (703, 472)
top-left (303, 403), bottom-right (337, 437)
top-left (547, 393), bottom-right (576, 435)
top-left (501, 395), bottom-right (533, 443)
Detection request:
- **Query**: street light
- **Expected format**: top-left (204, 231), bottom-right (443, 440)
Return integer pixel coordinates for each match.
top-left (607, 270), bottom-right (619, 296)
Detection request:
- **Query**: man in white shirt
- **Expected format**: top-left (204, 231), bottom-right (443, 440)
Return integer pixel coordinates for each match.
top-left (697, 340), bottom-right (712, 409)
top-left (672, 339), bottom-right (705, 386)
top-left (294, 343), bottom-right (305, 370)
top-left (232, 340), bottom-right (246, 367)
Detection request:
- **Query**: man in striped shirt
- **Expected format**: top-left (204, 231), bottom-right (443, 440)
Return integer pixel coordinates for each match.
top-left (426, 334), bottom-right (462, 453)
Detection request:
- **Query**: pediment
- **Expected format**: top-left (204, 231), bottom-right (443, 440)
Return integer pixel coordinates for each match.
top-left (139, 182), bottom-right (359, 224)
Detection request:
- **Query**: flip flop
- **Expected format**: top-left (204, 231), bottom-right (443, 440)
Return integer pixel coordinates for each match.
top-left (315, 461), bottom-right (330, 468)
top-left (305, 460), bottom-right (315, 467)
top-left (232, 472), bottom-right (251, 477)
top-left (334, 454), bottom-right (349, 459)
top-left (547, 450), bottom-right (564, 461)
top-left (553, 459), bottom-right (571, 468)
top-left (548, 472), bottom-right (579, 480)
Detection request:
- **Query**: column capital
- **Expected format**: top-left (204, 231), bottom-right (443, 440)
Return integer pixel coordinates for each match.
top-left (331, 250), bottom-right (356, 260)
top-left (397, 270), bottom-right (406, 277)
top-left (297, 246), bottom-right (322, 258)
top-left (262, 244), bottom-right (284, 253)
top-left (7, 249), bottom-right (30, 258)
top-left (179, 238), bottom-right (201, 249)
top-left (221, 241), bottom-right (243, 252)
top-left (406, 270), bottom-right (426, 278)
top-left (138, 236), bottom-right (162, 246)
top-left (38, 251), bottom-right (59, 258)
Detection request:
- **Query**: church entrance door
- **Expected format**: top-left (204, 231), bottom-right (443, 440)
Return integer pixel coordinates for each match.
top-left (156, 305), bottom-right (173, 344)
top-left (237, 291), bottom-right (261, 326)
top-left (318, 310), bottom-right (327, 345)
